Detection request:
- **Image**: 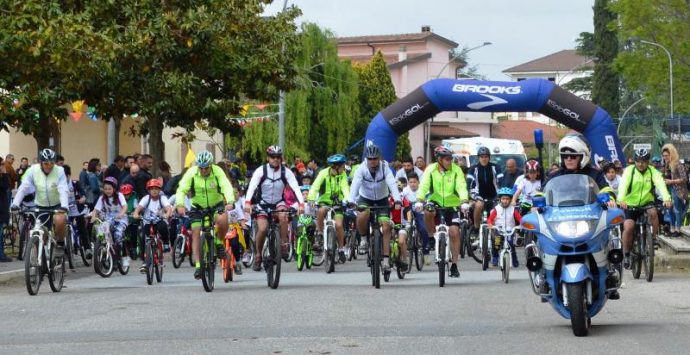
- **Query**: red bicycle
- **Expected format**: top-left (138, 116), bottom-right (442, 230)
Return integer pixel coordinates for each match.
top-left (172, 217), bottom-right (194, 268)
top-left (143, 222), bottom-right (164, 285)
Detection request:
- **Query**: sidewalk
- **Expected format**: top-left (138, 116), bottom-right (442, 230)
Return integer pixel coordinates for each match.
top-left (0, 257), bottom-right (24, 283)
top-left (656, 228), bottom-right (690, 272)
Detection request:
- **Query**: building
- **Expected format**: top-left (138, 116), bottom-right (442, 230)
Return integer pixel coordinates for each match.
top-left (502, 49), bottom-right (594, 124)
top-left (491, 119), bottom-right (570, 164)
top-left (337, 26), bottom-right (494, 160)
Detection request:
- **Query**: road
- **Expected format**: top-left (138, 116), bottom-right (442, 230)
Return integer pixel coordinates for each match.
top-left (1, 251), bottom-right (690, 355)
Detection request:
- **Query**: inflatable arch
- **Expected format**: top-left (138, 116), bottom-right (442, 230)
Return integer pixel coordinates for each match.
top-left (364, 78), bottom-right (624, 165)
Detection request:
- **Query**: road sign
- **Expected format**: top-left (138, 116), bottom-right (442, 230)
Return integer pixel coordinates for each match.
top-left (633, 143), bottom-right (652, 151)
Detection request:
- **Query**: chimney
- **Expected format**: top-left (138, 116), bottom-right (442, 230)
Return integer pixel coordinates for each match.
top-left (421, 25), bottom-right (431, 33)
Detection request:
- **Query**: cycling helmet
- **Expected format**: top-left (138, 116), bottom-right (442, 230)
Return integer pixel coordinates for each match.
top-left (119, 184), bottom-right (134, 195)
top-left (38, 148), bottom-right (56, 162)
top-left (525, 160), bottom-right (540, 172)
top-left (266, 145), bottom-right (283, 157)
top-left (634, 148), bottom-right (651, 162)
top-left (196, 151), bottom-right (214, 168)
top-left (434, 146), bottom-right (453, 159)
top-left (477, 146), bottom-right (491, 157)
top-left (558, 133), bottom-right (591, 169)
top-left (327, 154), bottom-right (347, 166)
top-left (103, 176), bottom-right (118, 188)
top-left (651, 155), bottom-right (661, 163)
top-left (299, 184), bottom-right (311, 193)
top-left (364, 144), bottom-right (381, 159)
top-left (497, 187), bottom-right (514, 198)
top-left (146, 178), bottom-right (163, 190)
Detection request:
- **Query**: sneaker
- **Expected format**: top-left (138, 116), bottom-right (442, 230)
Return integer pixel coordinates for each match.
top-left (216, 245), bottom-right (228, 259)
top-left (139, 264), bottom-right (147, 273)
top-left (359, 239), bottom-right (368, 249)
top-left (234, 264), bottom-right (242, 275)
top-left (338, 250), bottom-right (346, 263)
top-left (400, 261), bottom-right (409, 272)
top-left (623, 255), bottom-right (631, 270)
top-left (54, 245), bottom-right (65, 259)
top-left (0, 255), bottom-right (13, 262)
top-left (450, 263), bottom-right (460, 278)
top-left (382, 262), bottom-right (391, 273)
top-left (608, 290), bottom-right (620, 300)
top-left (424, 254), bottom-right (431, 266)
top-left (242, 253), bottom-right (252, 264)
top-left (85, 249), bottom-right (93, 260)
top-left (122, 256), bottom-right (131, 268)
top-left (194, 268), bottom-right (202, 279)
top-left (252, 257), bottom-right (262, 271)
top-left (511, 252), bottom-right (519, 268)
top-left (163, 244), bottom-right (171, 253)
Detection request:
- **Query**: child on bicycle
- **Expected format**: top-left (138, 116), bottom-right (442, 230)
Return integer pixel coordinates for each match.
top-left (89, 176), bottom-right (130, 267)
top-left (132, 179), bottom-right (171, 273)
top-left (64, 165), bottom-right (91, 263)
top-left (224, 183), bottom-right (247, 275)
top-left (488, 187), bottom-right (521, 268)
top-left (120, 183), bottom-right (139, 261)
top-left (511, 160), bottom-right (542, 216)
top-left (389, 177), bottom-right (411, 271)
top-left (401, 173), bottom-right (431, 260)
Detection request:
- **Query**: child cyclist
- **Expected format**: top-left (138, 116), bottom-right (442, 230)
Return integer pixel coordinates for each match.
top-left (63, 165), bottom-right (91, 263)
top-left (511, 160), bottom-right (542, 215)
top-left (89, 177), bottom-right (130, 268)
top-left (389, 177), bottom-right (411, 271)
top-left (120, 183), bottom-right (139, 260)
top-left (132, 179), bottom-right (172, 272)
top-left (487, 187), bottom-right (522, 268)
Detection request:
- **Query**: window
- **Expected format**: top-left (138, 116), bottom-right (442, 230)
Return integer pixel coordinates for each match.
top-left (547, 77), bottom-right (555, 82)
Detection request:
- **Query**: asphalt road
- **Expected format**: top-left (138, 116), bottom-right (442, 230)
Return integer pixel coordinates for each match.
top-left (2, 250), bottom-right (690, 355)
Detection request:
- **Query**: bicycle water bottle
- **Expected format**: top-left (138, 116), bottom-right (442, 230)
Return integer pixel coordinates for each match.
top-left (482, 210), bottom-right (487, 222)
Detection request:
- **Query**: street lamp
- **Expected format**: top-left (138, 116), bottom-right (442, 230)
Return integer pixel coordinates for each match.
top-left (556, 57), bottom-right (596, 86)
top-left (278, 0), bottom-right (289, 150)
top-left (638, 39), bottom-right (675, 135)
top-left (617, 97), bottom-right (646, 137)
top-left (425, 41), bottom-right (492, 160)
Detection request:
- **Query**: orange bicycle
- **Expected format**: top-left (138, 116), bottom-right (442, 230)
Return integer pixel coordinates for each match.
top-left (220, 226), bottom-right (238, 283)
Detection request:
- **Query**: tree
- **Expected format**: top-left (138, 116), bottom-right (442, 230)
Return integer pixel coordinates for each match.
top-left (611, 0), bottom-right (690, 117)
top-left (591, 0), bottom-right (620, 117)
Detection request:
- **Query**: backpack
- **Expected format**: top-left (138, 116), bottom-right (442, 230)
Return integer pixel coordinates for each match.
top-left (252, 164), bottom-right (295, 205)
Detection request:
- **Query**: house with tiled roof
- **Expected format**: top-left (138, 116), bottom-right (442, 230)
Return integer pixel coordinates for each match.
top-left (502, 49), bottom-right (594, 125)
top-left (337, 26), bottom-right (495, 160)
top-left (492, 120), bottom-right (571, 163)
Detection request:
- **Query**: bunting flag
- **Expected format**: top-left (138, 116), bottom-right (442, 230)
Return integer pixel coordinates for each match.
top-left (255, 103), bottom-right (267, 111)
top-left (87, 106), bottom-right (98, 121)
top-left (65, 100), bottom-right (88, 122)
top-left (184, 145), bottom-right (196, 168)
top-left (240, 104), bottom-right (250, 117)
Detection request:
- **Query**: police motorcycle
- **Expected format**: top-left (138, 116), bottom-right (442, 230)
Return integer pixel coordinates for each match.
top-left (521, 175), bottom-right (624, 337)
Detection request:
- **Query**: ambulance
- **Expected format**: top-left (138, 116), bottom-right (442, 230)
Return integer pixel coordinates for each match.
top-left (442, 137), bottom-right (527, 170)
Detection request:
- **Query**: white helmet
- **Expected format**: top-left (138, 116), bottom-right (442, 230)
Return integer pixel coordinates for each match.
top-left (559, 133), bottom-right (591, 169)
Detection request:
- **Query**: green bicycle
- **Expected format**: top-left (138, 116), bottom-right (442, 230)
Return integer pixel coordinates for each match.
top-left (296, 214), bottom-right (316, 271)
top-left (384, 224), bottom-right (406, 282)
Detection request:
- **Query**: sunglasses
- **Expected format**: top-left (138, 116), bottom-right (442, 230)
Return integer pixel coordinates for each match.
top-left (562, 154), bottom-right (581, 161)
top-left (268, 155), bottom-right (282, 159)
top-left (199, 166), bottom-right (210, 170)
top-left (366, 157), bottom-right (379, 161)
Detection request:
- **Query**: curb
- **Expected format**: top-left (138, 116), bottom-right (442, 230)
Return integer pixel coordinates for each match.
top-left (654, 249), bottom-right (690, 272)
top-left (0, 268), bottom-right (23, 284)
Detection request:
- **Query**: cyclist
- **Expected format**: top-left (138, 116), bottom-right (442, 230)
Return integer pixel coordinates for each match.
top-left (120, 183), bottom-right (139, 259)
top-left (63, 165), bottom-right (91, 261)
top-left (133, 179), bottom-right (172, 273)
top-left (244, 145), bottom-right (304, 272)
top-left (487, 187), bottom-right (521, 268)
top-left (512, 160), bottom-right (542, 215)
top-left (348, 144), bottom-right (402, 273)
top-left (89, 176), bottom-right (130, 268)
top-left (175, 151), bottom-right (236, 280)
top-left (415, 146), bottom-right (468, 278)
top-left (11, 149), bottom-right (70, 258)
top-left (617, 148), bottom-right (672, 269)
top-left (468, 146), bottom-right (500, 232)
top-left (307, 154), bottom-right (350, 263)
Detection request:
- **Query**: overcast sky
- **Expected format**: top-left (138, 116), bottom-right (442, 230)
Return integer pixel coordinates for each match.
top-left (265, 0), bottom-right (595, 81)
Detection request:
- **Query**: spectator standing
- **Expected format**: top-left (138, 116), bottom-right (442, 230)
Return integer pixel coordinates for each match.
top-left (395, 156), bottom-right (424, 182)
top-left (104, 155), bottom-right (126, 182)
top-left (661, 144), bottom-right (688, 237)
top-left (4, 154), bottom-right (18, 203)
top-left (498, 158), bottom-right (522, 189)
top-left (0, 159), bottom-right (11, 261)
top-left (415, 156), bottom-right (427, 172)
top-left (16, 157), bottom-right (30, 180)
top-left (159, 161), bottom-right (172, 187)
top-left (84, 158), bottom-right (102, 208)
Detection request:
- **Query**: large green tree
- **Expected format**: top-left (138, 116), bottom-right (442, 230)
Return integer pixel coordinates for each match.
top-left (591, 0), bottom-right (620, 116)
top-left (611, 0), bottom-right (690, 117)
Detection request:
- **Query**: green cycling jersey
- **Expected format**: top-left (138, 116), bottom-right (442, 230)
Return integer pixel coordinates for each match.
top-left (175, 165), bottom-right (235, 209)
top-left (416, 162), bottom-right (468, 207)
top-left (617, 165), bottom-right (671, 207)
top-left (307, 167), bottom-right (350, 205)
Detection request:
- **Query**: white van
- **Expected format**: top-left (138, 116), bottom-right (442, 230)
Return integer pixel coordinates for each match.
top-left (442, 137), bottom-right (527, 170)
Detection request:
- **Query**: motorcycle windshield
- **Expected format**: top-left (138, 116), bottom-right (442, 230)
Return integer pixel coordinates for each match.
top-left (543, 175), bottom-right (599, 207)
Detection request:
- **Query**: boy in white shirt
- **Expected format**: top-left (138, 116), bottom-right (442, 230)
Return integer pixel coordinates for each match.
top-left (132, 179), bottom-right (172, 273)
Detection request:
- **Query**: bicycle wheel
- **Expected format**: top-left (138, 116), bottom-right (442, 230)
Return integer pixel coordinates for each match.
top-left (242, 235), bottom-right (255, 268)
top-left (644, 226), bottom-right (654, 282)
top-left (18, 223), bottom-right (30, 261)
top-left (201, 233), bottom-right (215, 292)
top-left (172, 236), bottom-right (185, 269)
top-left (24, 235), bottom-right (41, 295)
top-left (396, 253), bottom-right (405, 279)
top-left (94, 243), bottom-right (113, 277)
top-left (438, 235), bottom-right (446, 287)
top-left (502, 251), bottom-right (510, 283)
top-left (267, 227), bottom-right (282, 289)
top-left (346, 231), bottom-right (356, 261)
top-left (631, 233), bottom-right (642, 279)
top-left (222, 239), bottom-right (232, 283)
top-left (406, 228), bottom-right (415, 273)
top-left (312, 232), bottom-right (325, 267)
top-left (459, 225), bottom-right (466, 259)
top-left (48, 242), bottom-right (65, 292)
top-left (481, 228), bottom-right (490, 271)
top-left (65, 227), bottom-right (74, 270)
top-left (372, 229), bottom-right (381, 289)
top-left (469, 228), bottom-right (481, 264)
top-left (145, 242), bottom-right (154, 285)
top-left (325, 226), bottom-right (336, 273)
top-left (296, 236), bottom-right (306, 271)
top-left (155, 240), bottom-right (164, 283)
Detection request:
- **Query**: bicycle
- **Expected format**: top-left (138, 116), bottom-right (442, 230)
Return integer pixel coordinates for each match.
top-left (18, 208), bottom-right (66, 295)
top-left (360, 205), bottom-right (390, 289)
top-left (67, 215), bottom-right (92, 267)
top-left (255, 206), bottom-right (294, 289)
top-left (322, 204), bottom-right (343, 274)
top-left (628, 206), bottom-right (655, 282)
top-left (140, 217), bottom-right (165, 285)
top-left (477, 209), bottom-right (492, 271)
top-left (405, 210), bottom-right (424, 273)
top-left (427, 204), bottom-right (458, 287)
top-left (221, 210), bottom-right (243, 283)
top-left (295, 214), bottom-right (316, 271)
top-left (17, 210), bottom-right (33, 261)
top-left (242, 221), bottom-right (257, 269)
top-left (188, 205), bottom-right (225, 292)
top-left (92, 217), bottom-right (130, 277)
top-left (492, 225), bottom-right (521, 284)
top-left (344, 209), bottom-right (358, 261)
top-left (385, 224), bottom-right (406, 281)
top-left (171, 216), bottom-right (194, 268)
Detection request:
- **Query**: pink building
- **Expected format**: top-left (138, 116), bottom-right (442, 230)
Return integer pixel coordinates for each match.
top-left (337, 26), bottom-right (493, 160)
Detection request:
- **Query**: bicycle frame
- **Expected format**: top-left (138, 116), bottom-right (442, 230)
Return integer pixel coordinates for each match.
top-left (26, 209), bottom-right (56, 274)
